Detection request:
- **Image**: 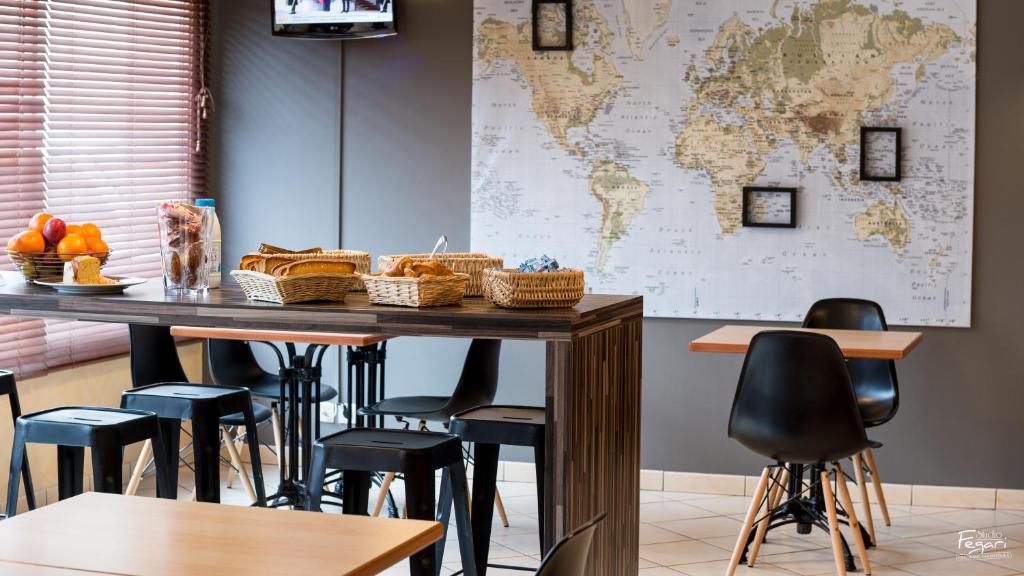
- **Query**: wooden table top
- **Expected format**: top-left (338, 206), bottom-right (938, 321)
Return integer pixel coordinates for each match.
top-left (0, 561), bottom-right (112, 576)
top-left (0, 493), bottom-right (443, 576)
top-left (0, 271), bottom-right (642, 341)
top-left (689, 325), bottom-right (923, 360)
top-left (170, 325), bottom-right (392, 347)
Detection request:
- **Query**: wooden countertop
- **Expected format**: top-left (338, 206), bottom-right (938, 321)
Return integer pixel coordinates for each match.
top-left (0, 271), bottom-right (642, 341)
top-left (0, 493), bottom-right (443, 576)
top-left (689, 325), bottom-right (923, 360)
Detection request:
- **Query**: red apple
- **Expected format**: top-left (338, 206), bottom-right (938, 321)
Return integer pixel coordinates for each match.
top-left (42, 217), bottom-right (66, 246)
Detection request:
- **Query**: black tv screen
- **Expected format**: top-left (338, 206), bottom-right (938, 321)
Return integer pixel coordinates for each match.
top-left (272, 0), bottom-right (397, 39)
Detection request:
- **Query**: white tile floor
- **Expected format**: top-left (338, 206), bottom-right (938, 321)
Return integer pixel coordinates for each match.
top-left (141, 465), bottom-right (1024, 575)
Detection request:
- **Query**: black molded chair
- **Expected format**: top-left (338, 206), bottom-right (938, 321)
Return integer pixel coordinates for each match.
top-left (0, 370), bottom-right (35, 517)
top-left (535, 513), bottom-right (605, 576)
top-left (124, 325), bottom-right (270, 503)
top-left (208, 337), bottom-right (337, 485)
top-left (726, 331), bottom-right (872, 576)
top-left (304, 428), bottom-right (476, 576)
top-left (360, 339), bottom-right (503, 518)
top-left (804, 298), bottom-right (897, 542)
top-left (450, 405), bottom-right (546, 574)
top-left (359, 339), bottom-right (501, 425)
top-left (5, 406), bottom-right (175, 517)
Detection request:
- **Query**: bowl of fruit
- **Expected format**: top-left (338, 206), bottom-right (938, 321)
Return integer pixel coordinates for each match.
top-left (5, 212), bottom-right (110, 281)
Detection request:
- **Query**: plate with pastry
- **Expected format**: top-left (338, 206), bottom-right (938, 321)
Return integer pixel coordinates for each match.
top-left (33, 255), bottom-right (147, 295)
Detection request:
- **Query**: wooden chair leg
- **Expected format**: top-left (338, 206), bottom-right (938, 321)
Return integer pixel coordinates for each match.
top-left (225, 425), bottom-right (240, 489)
top-left (852, 453), bottom-right (876, 543)
top-left (270, 406), bottom-right (285, 472)
top-left (821, 470), bottom-right (848, 576)
top-left (748, 466), bottom-right (788, 567)
top-left (727, 467), bottom-right (770, 576)
top-left (863, 448), bottom-right (891, 526)
top-left (125, 439), bottom-right (153, 497)
top-left (834, 462), bottom-right (871, 575)
top-left (220, 425), bottom-right (257, 504)
top-left (494, 486), bottom-right (510, 528)
top-left (371, 472), bottom-right (396, 517)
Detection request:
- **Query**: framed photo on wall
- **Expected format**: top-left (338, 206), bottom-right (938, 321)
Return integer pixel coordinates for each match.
top-left (860, 127), bottom-right (902, 182)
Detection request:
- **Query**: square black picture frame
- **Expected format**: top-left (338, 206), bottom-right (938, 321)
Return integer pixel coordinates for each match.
top-left (532, 0), bottom-right (573, 51)
top-left (860, 127), bottom-right (902, 182)
top-left (742, 186), bottom-right (798, 229)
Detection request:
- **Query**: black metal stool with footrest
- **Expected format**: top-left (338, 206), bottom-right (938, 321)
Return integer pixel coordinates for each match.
top-left (121, 383), bottom-right (267, 505)
top-left (4, 406), bottom-right (175, 516)
top-left (305, 428), bottom-right (477, 576)
top-left (450, 405), bottom-right (546, 575)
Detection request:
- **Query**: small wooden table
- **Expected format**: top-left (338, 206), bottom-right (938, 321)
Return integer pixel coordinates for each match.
top-left (170, 326), bottom-right (395, 509)
top-left (0, 493), bottom-right (442, 576)
top-left (689, 325), bottom-right (923, 359)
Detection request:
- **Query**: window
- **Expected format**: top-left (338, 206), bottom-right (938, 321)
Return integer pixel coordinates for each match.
top-left (0, 0), bottom-right (209, 377)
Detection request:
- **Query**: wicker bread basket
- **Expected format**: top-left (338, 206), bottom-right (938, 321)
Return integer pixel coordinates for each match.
top-left (241, 250), bottom-right (371, 290)
top-left (483, 268), bottom-right (585, 309)
top-left (377, 253), bottom-right (502, 297)
top-left (230, 270), bottom-right (356, 304)
top-left (361, 273), bottom-right (470, 307)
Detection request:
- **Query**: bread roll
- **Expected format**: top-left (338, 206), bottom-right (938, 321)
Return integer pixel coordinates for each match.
top-left (240, 254), bottom-right (263, 271)
top-left (274, 259), bottom-right (357, 277)
top-left (384, 256), bottom-right (415, 277)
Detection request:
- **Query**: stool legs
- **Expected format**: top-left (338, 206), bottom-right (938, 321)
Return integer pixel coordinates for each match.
top-left (91, 438), bottom-right (124, 494)
top-left (533, 441), bottom-right (546, 554)
top-left (4, 425), bottom-right (29, 516)
top-left (57, 446), bottom-right (85, 501)
top-left (156, 418), bottom-right (182, 500)
top-left (342, 470), bottom-right (372, 516)
top-left (191, 414), bottom-right (222, 503)
top-left (306, 445), bottom-right (329, 512)
top-left (405, 468), bottom-right (439, 576)
top-left (469, 442), bottom-right (501, 575)
top-left (7, 389), bottom-right (35, 510)
top-left (242, 407), bottom-right (267, 506)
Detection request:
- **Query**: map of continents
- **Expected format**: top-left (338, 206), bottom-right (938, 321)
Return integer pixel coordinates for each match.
top-left (471, 0), bottom-right (976, 326)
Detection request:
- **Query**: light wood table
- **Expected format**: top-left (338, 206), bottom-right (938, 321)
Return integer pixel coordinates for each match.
top-left (689, 325), bottom-right (923, 359)
top-left (0, 493), bottom-right (442, 576)
top-left (0, 561), bottom-right (113, 575)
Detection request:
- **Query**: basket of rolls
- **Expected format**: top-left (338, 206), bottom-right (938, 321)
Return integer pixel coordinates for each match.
top-left (239, 245), bottom-right (371, 290)
top-left (483, 255), bottom-right (585, 309)
top-left (377, 252), bottom-right (502, 297)
top-left (231, 257), bottom-right (359, 304)
top-left (362, 256), bottom-right (470, 307)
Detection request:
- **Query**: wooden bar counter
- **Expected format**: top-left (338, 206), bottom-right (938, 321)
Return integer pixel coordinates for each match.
top-left (0, 272), bottom-right (643, 575)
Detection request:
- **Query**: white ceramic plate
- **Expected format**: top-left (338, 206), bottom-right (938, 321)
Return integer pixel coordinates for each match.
top-left (34, 276), bottom-right (148, 295)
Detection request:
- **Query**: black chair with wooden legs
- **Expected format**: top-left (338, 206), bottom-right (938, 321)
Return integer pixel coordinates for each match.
top-left (123, 325), bottom-right (268, 505)
top-left (5, 406), bottom-right (176, 517)
top-left (450, 405), bottom-right (545, 574)
top-left (0, 370), bottom-right (35, 517)
top-left (726, 331), bottom-right (872, 576)
top-left (359, 339), bottom-right (505, 520)
top-left (304, 428), bottom-right (477, 576)
top-left (534, 513), bottom-right (605, 576)
top-left (804, 298), bottom-right (898, 545)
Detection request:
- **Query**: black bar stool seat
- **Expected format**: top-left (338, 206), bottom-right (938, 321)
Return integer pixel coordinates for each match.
top-left (5, 406), bottom-right (175, 517)
top-left (450, 405), bottom-right (546, 574)
top-left (121, 383), bottom-right (267, 506)
top-left (305, 428), bottom-right (477, 576)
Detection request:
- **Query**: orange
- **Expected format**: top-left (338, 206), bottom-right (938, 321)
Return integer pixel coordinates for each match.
top-left (57, 233), bottom-right (88, 259)
top-left (28, 212), bottom-right (53, 233)
top-left (65, 224), bottom-right (82, 236)
top-left (85, 237), bottom-right (109, 255)
top-left (79, 222), bottom-right (102, 240)
top-left (8, 230), bottom-right (46, 253)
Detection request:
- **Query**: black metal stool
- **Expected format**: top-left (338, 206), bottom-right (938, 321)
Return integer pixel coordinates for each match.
top-left (305, 428), bottom-right (477, 576)
top-left (4, 406), bottom-right (175, 516)
top-left (1, 370), bottom-right (35, 517)
top-left (450, 406), bottom-right (546, 575)
top-left (121, 383), bottom-right (267, 505)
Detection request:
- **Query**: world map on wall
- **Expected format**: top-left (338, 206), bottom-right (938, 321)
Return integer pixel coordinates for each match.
top-left (470, 0), bottom-right (976, 326)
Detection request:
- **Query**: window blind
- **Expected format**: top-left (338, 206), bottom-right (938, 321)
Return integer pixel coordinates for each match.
top-left (0, 0), bottom-right (209, 377)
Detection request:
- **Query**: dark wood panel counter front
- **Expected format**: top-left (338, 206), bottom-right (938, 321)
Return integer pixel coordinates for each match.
top-left (0, 271), bottom-right (643, 575)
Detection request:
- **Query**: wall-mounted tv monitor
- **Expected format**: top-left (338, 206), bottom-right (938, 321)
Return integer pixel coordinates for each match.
top-left (272, 0), bottom-right (397, 40)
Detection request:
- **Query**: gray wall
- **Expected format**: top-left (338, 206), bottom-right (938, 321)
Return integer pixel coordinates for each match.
top-left (212, 0), bottom-right (1024, 489)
